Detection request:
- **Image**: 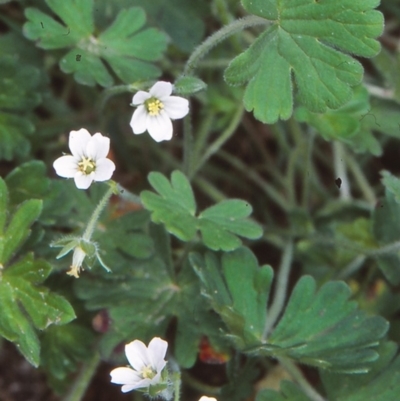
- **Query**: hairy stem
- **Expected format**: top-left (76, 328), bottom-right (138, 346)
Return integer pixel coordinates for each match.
top-left (83, 185), bottom-right (114, 240)
top-left (183, 15), bottom-right (268, 76)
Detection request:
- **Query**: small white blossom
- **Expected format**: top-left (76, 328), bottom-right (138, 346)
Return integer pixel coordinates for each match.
top-left (110, 337), bottom-right (168, 393)
top-left (199, 397), bottom-right (217, 401)
top-left (67, 245), bottom-right (86, 278)
top-left (130, 81), bottom-right (189, 142)
top-left (53, 128), bottom-right (115, 189)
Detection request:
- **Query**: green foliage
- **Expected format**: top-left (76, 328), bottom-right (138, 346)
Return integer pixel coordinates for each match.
top-left (320, 342), bottom-right (400, 401)
top-left (264, 276), bottom-right (388, 373)
top-left (141, 170), bottom-right (262, 251)
top-left (193, 247), bottom-right (388, 373)
top-left (225, 0), bottom-right (383, 123)
top-left (295, 86), bottom-right (382, 155)
top-left (372, 189), bottom-right (400, 285)
top-left (0, 56), bottom-right (41, 161)
top-left (174, 76), bottom-right (207, 95)
top-left (191, 247), bottom-right (273, 347)
top-left (0, 178), bottom-right (75, 367)
top-left (256, 381), bottom-right (311, 401)
top-left (24, 2), bottom-right (167, 86)
top-left (41, 323), bottom-right (95, 394)
top-left (74, 222), bottom-right (224, 368)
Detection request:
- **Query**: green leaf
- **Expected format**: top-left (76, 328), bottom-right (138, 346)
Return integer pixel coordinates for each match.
top-left (0, 178), bottom-right (42, 266)
top-left (41, 323), bottom-right (95, 394)
top-left (190, 247), bottom-right (273, 347)
top-left (225, 0), bottom-right (383, 123)
top-left (0, 56), bottom-right (41, 160)
top-left (256, 381), bottom-right (311, 401)
top-left (199, 200), bottom-right (263, 251)
top-left (75, 225), bottom-right (223, 368)
top-left (174, 76), bottom-right (207, 95)
top-left (193, 250), bottom-right (388, 371)
top-left (264, 276), bottom-right (388, 373)
top-left (0, 178), bottom-right (75, 366)
top-left (0, 255), bottom-right (76, 366)
top-left (320, 341), bottom-right (400, 401)
top-left (24, 4), bottom-right (167, 86)
top-left (118, 0), bottom-right (207, 52)
top-left (380, 171), bottom-right (400, 204)
top-left (372, 190), bottom-right (400, 285)
top-left (140, 171), bottom-right (197, 241)
top-left (141, 171), bottom-right (262, 251)
top-left (295, 86), bottom-right (382, 155)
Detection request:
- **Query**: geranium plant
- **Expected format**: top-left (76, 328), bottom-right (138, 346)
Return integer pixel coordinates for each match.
top-left (0, 1), bottom-right (399, 401)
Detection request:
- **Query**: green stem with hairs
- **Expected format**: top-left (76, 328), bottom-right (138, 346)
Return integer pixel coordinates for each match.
top-left (183, 15), bottom-right (268, 76)
top-left (83, 185), bottom-right (115, 241)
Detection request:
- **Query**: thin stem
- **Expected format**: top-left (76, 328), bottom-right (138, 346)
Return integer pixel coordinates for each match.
top-left (116, 183), bottom-right (142, 205)
top-left (301, 130), bottom-right (316, 209)
top-left (333, 141), bottom-right (351, 201)
top-left (62, 352), bottom-right (101, 401)
top-left (278, 357), bottom-right (326, 401)
top-left (262, 240), bottom-right (294, 341)
top-left (344, 150), bottom-right (377, 205)
top-left (183, 15), bottom-right (268, 76)
top-left (218, 150), bottom-right (291, 211)
top-left (336, 255), bottom-right (366, 280)
top-left (183, 109), bottom-right (194, 177)
top-left (191, 104), bottom-right (244, 178)
top-left (83, 185), bottom-right (114, 240)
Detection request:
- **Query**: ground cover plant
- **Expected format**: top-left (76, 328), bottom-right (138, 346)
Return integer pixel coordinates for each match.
top-left (1, 0), bottom-right (400, 400)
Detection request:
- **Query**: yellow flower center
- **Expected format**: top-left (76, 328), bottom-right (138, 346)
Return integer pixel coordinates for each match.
top-left (145, 98), bottom-right (164, 116)
top-left (78, 157), bottom-right (96, 175)
top-left (141, 366), bottom-right (156, 379)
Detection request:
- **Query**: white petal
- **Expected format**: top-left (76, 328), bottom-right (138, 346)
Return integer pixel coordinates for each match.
top-left (147, 337), bottom-right (168, 371)
top-left (149, 81), bottom-right (172, 99)
top-left (146, 112), bottom-right (173, 142)
top-left (69, 129), bottom-right (91, 159)
top-left (198, 397), bottom-right (217, 401)
top-left (74, 172), bottom-right (94, 189)
top-left (132, 91), bottom-right (150, 105)
top-left (130, 106), bottom-right (148, 134)
top-left (86, 134), bottom-right (110, 160)
top-left (94, 158), bottom-right (115, 181)
top-left (121, 378), bottom-right (152, 392)
top-left (53, 155), bottom-right (78, 178)
top-left (163, 96), bottom-right (189, 119)
top-left (125, 340), bottom-right (151, 372)
top-left (110, 367), bottom-right (141, 385)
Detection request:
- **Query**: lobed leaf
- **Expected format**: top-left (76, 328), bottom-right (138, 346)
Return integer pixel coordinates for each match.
top-left (193, 246), bottom-right (389, 372)
top-left (263, 276), bottom-right (389, 372)
top-left (141, 171), bottom-right (262, 251)
top-left (190, 248), bottom-right (273, 347)
top-left (0, 56), bottom-right (41, 161)
top-left (24, 3), bottom-right (167, 86)
top-left (321, 341), bottom-right (400, 401)
top-left (225, 0), bottom-right (383, 123)
top-left (295, 86), bottom-right (382, 156)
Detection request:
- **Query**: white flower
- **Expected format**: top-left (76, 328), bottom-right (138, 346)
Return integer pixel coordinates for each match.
top-left (199, 397), bottom-right (217, 401)
top-left (130, 81), bottom-right (189, 142)
top-left (65, 245), bottom-right (89, 278)
top-left (53, 128), bottom-right (115, 189)
top-left (110, 337), bottom-right (168, 393)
